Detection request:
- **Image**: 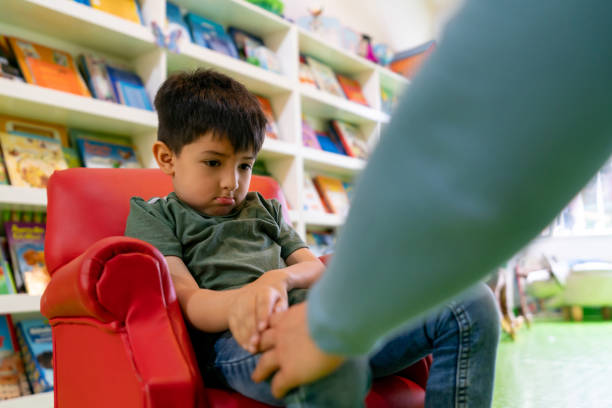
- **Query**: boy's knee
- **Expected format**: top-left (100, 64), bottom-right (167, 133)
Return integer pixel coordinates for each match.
top-left (462, 283), bottom-right (501, 342)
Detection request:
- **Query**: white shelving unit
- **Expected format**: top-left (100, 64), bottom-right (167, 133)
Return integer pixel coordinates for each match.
top-left (0, 2), bottom-right (411, 404)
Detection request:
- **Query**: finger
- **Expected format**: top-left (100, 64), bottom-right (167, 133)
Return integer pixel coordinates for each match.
top-left (258, 327), bottom-right (276, 351)
top-left (273, 296), bottom-right (288, 314)
top-left (251, 350), bottom-right (279, 383)
top-left (271, 369), bottom-right (299, 399)
top-left (268, 308), bottom-right (286, 327)
top-left (256, 289), bottom-right (277, 332)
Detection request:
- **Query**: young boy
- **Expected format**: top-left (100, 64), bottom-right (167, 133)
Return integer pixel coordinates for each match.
top-left (125, 69), bottom-right (501, 407)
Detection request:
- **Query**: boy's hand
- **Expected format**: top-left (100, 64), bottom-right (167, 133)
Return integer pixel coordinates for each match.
top-left (228, 269), bottom-right (289, 353)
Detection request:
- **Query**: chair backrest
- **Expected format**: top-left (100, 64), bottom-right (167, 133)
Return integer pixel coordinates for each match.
top-left (45, 168), bottom-right (290, 275)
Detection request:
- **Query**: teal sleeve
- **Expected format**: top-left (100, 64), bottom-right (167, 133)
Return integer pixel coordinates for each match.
top-left (307, 1), bottom-right (612, 355)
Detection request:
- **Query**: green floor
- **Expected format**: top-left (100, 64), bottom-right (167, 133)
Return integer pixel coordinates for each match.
top-left (493, 318), bottom-right (612, 408)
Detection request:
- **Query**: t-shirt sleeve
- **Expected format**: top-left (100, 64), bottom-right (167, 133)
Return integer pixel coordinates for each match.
top-left (270, 199), bottom-right (307, 260)
top-left (124, 197), bottom-right (182, 257)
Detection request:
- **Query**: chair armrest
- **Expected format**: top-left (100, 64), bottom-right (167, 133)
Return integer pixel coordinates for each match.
top-left (41, 236), bottom-right (169, 321)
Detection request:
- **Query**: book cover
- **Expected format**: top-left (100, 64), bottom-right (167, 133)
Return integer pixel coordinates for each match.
top-left (0, 35), bottom-right (23, 82)
top-left (105, 65), bottom-right (153, 111)
top-left (299, 62), bottom-right (317, 87)
top-left (186, 13), bottom-right (238, 59)
top-left (76, 137), bottom-right (140, 168)
top-left (69, 128), bottom-right (132, 149)
top-left (390, 40), bottom-right (436, 79)
top-left (77, 54), bottom-right (117, 103)
top-left (61, 147), bottom-right (82, 168)
top-left (0, 238), bottom-right (17, 295)
top-left (15, 319), bottom-right (53, 393)
top-left (8, 37), bottom-right (91, 97)
top-left (0, 148), bottom-right (8, 185)
top-left (255, 95), bottom-right (279, 139)
top-left (305, 56), bottom-right (345, 98)
top-left (336, 74), bottom-right (368, 106)
top-left (252, 46), bottom-right (282, 74)
top-left (228, 27), bottom-right (264, 62)
top-left (315, 131), bottom-right (345, 155)
top-left (166, 1), bottom-right (191, 44)
top-left (4, 221), bottom-right (49, 295)
top-left (0, 132), bottom-right (68, 188)
top-left (301, 119), bottom-right (321, 149)
top-left (0, 114), bottom-right (69, 147)
top-left (312, 175), bottom-right (350, 216)
top-left (0, 315), bottom-right (26, 400)
top-left (380, 86), bottom-right (396, 115)
top-left (331, 120), bottom-right (368, 159)
top-left (303, 173), bottom-right (326, 213)
top-left (89, 0), bottom-right (142, 25)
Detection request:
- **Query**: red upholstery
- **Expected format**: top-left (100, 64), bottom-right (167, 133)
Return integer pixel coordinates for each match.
top-left (41, 168), bottom-right (429, 408)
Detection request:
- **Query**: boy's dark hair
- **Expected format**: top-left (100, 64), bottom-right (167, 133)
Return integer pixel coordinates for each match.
top-left (154, 69), bottom-right (267, 155)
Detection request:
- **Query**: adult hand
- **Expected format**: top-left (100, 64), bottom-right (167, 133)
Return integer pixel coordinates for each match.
top-left (251, 302), bottom-right (345, 398)
top-left (228, 269), bottom-right (289, 353)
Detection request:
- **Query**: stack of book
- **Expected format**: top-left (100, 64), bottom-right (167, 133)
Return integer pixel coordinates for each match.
top-left (301, 116), bottom-right (370, 160)
top-left (0, 315), bottom-right (31, 400)
top-left (0, 114), bottom-right (142, 190)
top-left (303, 173), bottom-right (354, 218)
top-left (299, 55), bottom-right (369, 106)
top-left (0, 35), bottom-right (153, 111)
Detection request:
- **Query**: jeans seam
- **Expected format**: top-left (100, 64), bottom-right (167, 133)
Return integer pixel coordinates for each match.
top-left (449, 300), bottom-right (472, 408)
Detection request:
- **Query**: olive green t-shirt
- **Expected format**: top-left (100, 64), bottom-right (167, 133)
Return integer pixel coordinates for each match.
top-left (124, 191), bottom-right (308, 305)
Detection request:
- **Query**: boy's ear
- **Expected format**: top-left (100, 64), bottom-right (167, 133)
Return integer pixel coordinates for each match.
top-left (153, 141), bottom-right (175, 175)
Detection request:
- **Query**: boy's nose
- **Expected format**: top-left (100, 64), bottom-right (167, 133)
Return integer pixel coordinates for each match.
top-left (221, 169), bottom-right (239, 191)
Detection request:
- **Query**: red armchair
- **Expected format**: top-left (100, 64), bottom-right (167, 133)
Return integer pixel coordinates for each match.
top-left (41, 168), bottom-right (430, 408)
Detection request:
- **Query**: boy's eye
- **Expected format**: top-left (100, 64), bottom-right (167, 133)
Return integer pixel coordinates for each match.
top-left (240, 163), bottom-right (253, 171)
top-left (203, 160), bottom-right (221, 167)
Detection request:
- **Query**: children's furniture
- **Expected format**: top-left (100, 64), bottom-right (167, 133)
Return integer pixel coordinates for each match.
top-left (41, 168), bottom-right (431, 408)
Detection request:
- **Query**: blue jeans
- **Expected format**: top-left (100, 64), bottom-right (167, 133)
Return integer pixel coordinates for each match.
top-left (204, 283), bottom-right (500, 407)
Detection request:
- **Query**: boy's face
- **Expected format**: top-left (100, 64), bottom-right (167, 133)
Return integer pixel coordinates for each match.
top-left (155, 132), bottom-right (256, 216)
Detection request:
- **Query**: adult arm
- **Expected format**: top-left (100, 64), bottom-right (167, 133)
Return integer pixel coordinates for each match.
top-left (307, 0), bottom-right (612, 355)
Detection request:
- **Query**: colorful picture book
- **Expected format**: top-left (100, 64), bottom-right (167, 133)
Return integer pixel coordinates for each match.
top-left (0, 148), bottom-right (8, 185)
top-left (166, 1), bottom-right (191, 44)
top-left (313, 175), bottom-right (350, 216)
top-left (15, 319), bottom-right (53, 393)
top-left (336, 74), bottom-right (368, 106)
top-left (255, 96), bottom-right (279, 139)
top-left (8, 37), bottom-right (91, 97)
top-left (380, 86), bottom-right (397, 115)
top-left (0, 240), bottom-right (17, 295)
top-left (0, 132), bottom-right (68, 189)
top-left (299, 61), bottom-right (317, 87)
top-left (390, 40), bottom-right (436, 79)
top-left (303, 173), bottom-right (326, 213)
top-left (4, 221), bottom-right (49, 295)
top-left (305, 56), bottom-right (345, 98)
top-left (186, 13), bottom-right (238, 59)
top-left (77, 54), bottom-right (117, 103)
top-left (105, 65), bottom-right (153, 111)
top-left (76, 137), bottom-right (140, 169)
top-left (331, 120), bottom-right (368, 159)
top-left (0, 36), bottom-right (23, 82)
top-left (301, 119), bottom-right (321, 149)
top-left (228, 27), bottom-right (264, 62)
top-left (0, 114), bottom-right (69, 147)
top-left (81, 0), bottom-right (142, 25)
top-left (0, 315), bottom-right (28, 400)
top-left (306, 230), bottom-right (336, 257)
top-left (316, 130), bottom-right (346, 155)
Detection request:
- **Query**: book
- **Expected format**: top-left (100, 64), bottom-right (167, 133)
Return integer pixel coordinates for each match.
top-left (68, 128), bottom-right (132, 149)
top-left (302, 119), bottom-right (321, 149)
top-left (228, 27), bottom-right (264, 62)
top-left (0, 239), bottom-right (17, 295)
top-left (0, 132), bottom-right (68, 188)
top-left (299, 61), bottom-right (317, 87)
top-left (305, 56), bottom-right (345, 98)
top-left (77, 54), bottom-right (117, 103)
top-left (342, 181), bottom-right (354, 202)
top-left (76, 138), bottom-right (140, 169)
top-left (255, 96), bottom-right (279, 139)
top-left (166, 1), bottom-right (191, 45)
top-left (15, 319), bottom-right (53, 393)
top-left (0, 114), bottom-right (69, 147)
top-left (316, 129), bottom-right (347, 156)
top-left (303, 173), bottom-right (326, 213)
top-left (380, 86), bottom-right (397, 115)
top-left (61, 147), bottom-right (82, 168)
top-left (306, 230), bottom-right (336, 257)
top-left (8, 37), bottom-right (91, 97)
top-left (0, 148), bottom-right (7, 185)
top-left (336, 74), bottom-right (368, 106)
top-left (0, 36), bottom-right (23, 82)
top-left (390, 40), bottom-right (436, 79)
top-left (312, 175), bottom-right (350, 216)
top-left (251, 46), bottom-right (282, 74)
top-left (4, 221), bottom-right (49, 295)
top-left (0, 315), bottom-right (27, 400)
top-left (105, 65), bottom-right (153, 111)
top-left (88, 0), bottom-right (142, 25)
top-left (186, 13), bottom-right (238, 59)
top-left (331, 120), bottom-right (368, 159)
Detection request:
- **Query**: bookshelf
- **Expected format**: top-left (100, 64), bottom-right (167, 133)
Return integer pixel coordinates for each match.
top-left (0, 1), bottom-right (410, 404)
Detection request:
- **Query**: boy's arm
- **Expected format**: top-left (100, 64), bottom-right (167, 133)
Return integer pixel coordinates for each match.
top-left (282, 248), bottom-right (325, 290)
top-left (165, 255), bottom-right (243, 333)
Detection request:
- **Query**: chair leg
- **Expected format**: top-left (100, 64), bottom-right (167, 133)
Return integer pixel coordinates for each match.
top-left (562, 306), bottom-right (571, 321)
top-left (602, 307), bottom-right (611, 320)
top-left (570, 306), bottom-right (584, 322)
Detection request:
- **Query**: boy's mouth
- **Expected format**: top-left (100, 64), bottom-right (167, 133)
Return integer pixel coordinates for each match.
top-left (215, 197), bottom-right (235, 205)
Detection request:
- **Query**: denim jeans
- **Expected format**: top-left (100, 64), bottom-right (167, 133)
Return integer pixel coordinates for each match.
top-left (204, 283), bottom-right (500, 407)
